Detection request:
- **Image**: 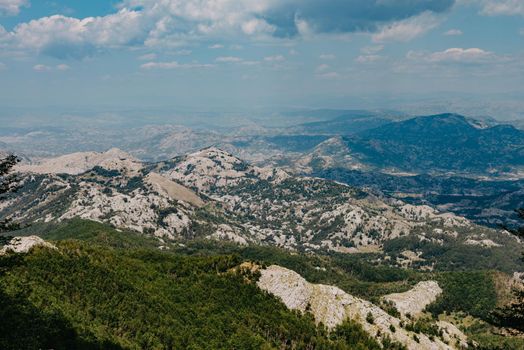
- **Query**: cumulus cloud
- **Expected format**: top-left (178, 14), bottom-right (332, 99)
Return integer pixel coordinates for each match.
top-left (1, 0), bottom-right (458, 58)
top-left (0, 0), bottom-right (28, 16)
top-left (372, 12), bottom-right (441, 42)
top-left (407, 47), bottom-right (509, 64)
top-left (11, 9), bottom-right (146, 58)
top-left (261, 0), bottom-right (454, 37)
top-left (444, 29), bottom-right (463, 36)
top-left (140, 61), bottom-right (213, 70)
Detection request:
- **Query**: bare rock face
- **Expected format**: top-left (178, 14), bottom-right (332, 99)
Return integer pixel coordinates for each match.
top-left (145, 172), bottom-right (205, 208)
top-left (0, 236), bottom-right (56, 255)
top-left (383, 281), bottom-right (443, 318)
top-left (257, 265), bottom-right (467, 350)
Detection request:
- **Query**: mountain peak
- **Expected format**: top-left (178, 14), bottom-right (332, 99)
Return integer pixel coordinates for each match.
top-left (16, 148), bottom-right (142, 175)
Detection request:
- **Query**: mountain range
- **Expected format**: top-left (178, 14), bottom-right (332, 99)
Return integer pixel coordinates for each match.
top-left (2, 147), bottom-right (522, 273)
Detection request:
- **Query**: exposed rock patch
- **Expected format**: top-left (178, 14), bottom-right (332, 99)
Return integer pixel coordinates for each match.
top-left (383, 281), bottom-right (442, 318)
top-left (257, 265), bottom-right (465, 350)
top-left (145, 172), bottom-right (205, 208)
top-left (0, 236), bottom-right (56, 255)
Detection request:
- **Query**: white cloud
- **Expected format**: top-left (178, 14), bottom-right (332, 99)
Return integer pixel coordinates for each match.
top-left (11, 9), bottom-right (146, 58)
top-left (0, 0), bottom-right (28, 16)
top-left (444, 29), bottom-right (463, 36)
top-left (0, 62), bottom-right (6, 70)
top-left (407, 47), bottom-right (509, 64)
top-left (209, 44), bottom-right (224, 49)
top-left (479, 0), bottom-right (524, 16)
top-left (264, 55), bottom-right (285, 62)
top-left (140, 61), bottom-right (213, 70)
top-left (355, 55), bottom-right (382, 63)
top-left (319, 54), bottom-right (335, 60)
top-left (216, 56), bottom-right (243, 63)
top-left (241, 18), bottom-right (275, 36)
top-left (1, 0), bottom-right (457, 58)
top-left (373, 12), bottom-right (441, 42)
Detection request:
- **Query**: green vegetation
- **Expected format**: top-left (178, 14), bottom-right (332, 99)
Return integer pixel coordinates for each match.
top-left (383, 234), bottom-right (524, 274)
top-left (8, 218), bottom-right (160, 250)
top-left (0, 154), bottom-right (19, 232)
top-left (0, 240), bottom-right (398, 349)
top-left (490, 208), bottom-right (524, 332)
top-left (428, 271), bottom-right (498, 320)
top-left (1, 219), bottom-right (521, 349)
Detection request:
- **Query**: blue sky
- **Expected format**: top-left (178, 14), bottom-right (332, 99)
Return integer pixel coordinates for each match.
top-left (0, 0), bottom-right (523, 118)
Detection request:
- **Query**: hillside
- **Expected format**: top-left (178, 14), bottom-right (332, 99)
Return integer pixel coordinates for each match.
top-left (2, 221), bottom-right (524, 349)
top-left (2, 147), bottom-right (522, 274)
top-left (311, 168), bottom-right (524, 229)
top-left (343, 114), bottom-right (524, 174)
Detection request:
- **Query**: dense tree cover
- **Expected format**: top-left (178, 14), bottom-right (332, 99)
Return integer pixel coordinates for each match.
top-left (383, 234), bottom-right (523, 274)
top-left (427, 271), bottom-right (498, 320)
top-left (3, 219), bottom-right (520, 348)
top-left (491, 208), bottom-right (524, 331)
top-left (0, 239), bottom-right (410, 350)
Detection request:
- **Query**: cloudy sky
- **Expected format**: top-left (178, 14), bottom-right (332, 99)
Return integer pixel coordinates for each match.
top-left (0, 0), bottom-right (523, 115)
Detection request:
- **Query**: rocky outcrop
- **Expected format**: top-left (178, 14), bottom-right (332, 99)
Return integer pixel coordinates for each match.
top-left (383, 281), bottom-right (443, 318)
top-left (257, 265), bottom-right (467, 350)
top-left (0, 236), bottom-right (56, 255)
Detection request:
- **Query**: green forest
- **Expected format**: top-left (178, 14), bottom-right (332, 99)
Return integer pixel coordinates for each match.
top-left (1, 219), bottom-right (522, 349)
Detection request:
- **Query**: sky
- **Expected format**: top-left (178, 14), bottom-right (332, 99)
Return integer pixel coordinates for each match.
top-left (0, 0), bottom-right (523, 119)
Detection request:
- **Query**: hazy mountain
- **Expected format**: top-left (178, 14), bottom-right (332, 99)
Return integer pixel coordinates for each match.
top-left (290, 110), bottom-right (406, 135)
top-left (343, 113), bottom-right (524, 175)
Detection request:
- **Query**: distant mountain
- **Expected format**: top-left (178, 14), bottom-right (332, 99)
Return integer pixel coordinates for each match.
top-left (291, 110), bottom-right (406, 135)
top-left (343, 113), bottom-right (524, 174)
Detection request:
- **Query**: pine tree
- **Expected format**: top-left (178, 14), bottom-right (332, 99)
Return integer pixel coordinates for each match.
top-left (0, 154), bottom-right (20, 232)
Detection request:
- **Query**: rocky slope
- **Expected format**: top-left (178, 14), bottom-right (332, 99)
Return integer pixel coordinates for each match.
top-left (2, 147), bottom-right (521, 270)
top-left (257, 265), bottom-right (468, 350)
